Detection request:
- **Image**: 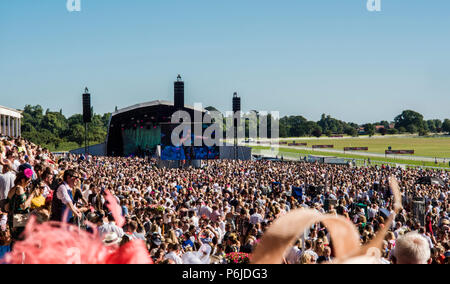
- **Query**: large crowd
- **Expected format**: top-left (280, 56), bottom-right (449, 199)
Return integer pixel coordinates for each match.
top-left (0, 136), bottom-right (449, 264)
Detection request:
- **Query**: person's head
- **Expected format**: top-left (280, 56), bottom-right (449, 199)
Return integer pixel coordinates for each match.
top-left (34, 164), bottom-right (43, 176)
top-left (119, 235), bottom-right (131, 247)
top-left (14, 171), bottom-right (32, 188)
top-left (63, 169), bottom-right (79, 186)
top-left (169, 243), bottom-right (180, 253)
top-left (33, 181), bottom-right (47, 196)
top-left (2, 163), bottom-right (12, 174)
top-left (128, 220), bottom-right (138, 232)
top-left (394, 232), bottom-right (431, 264)
top-left (385, 231), bottom-right (395, 241)
top-left (300, 253), bottom-right (314, 264)
top-left (107, 214), bottom-right (115, 223)
top-left (305, 239), bottom-right (313, 250)
top-left (6, 150), bottom-right (15, 160)
top-left (41, 168), bottom-right (54, 184)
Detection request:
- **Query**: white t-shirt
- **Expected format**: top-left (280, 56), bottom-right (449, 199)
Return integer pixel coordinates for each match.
top-left (165, 251), bottom-right (183, 264)
top-left (56, 182), bottom-right (73, 205)
top-left (285, 246), bottom-right (302, 264)
top-left (13, 160), bottom-right (21, 171)
top-left (250, 213), bottom-right (263, 225)
top-left (199, 205), bottom-right (212, 218)
top-left (0, 171), bottom-right (16, 200)
top-left (191, 216), bottom-right (199, 227)
top-left (82, 188), bottom-right (92, 202)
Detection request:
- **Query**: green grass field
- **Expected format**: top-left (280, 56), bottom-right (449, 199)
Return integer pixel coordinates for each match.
top-left (49, 141), bottom-right (102, 153)
top-left (278, 136), bottom-right (450, 158)
top-left (251, 146), bottom-right (450, 169)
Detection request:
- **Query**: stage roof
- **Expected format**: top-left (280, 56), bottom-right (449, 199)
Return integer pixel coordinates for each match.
top-left (112, 100), bottom-right (206, 117)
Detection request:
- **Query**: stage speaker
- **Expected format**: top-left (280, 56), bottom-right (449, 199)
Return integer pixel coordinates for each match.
top-left (232, 92), bottom-right (241, 113)
top-left (83, 88), bottom-right (92, 123)
top-left (232, 92), bottom-right (241, 129)
top-left (174, 75), bottom-right (184, 110)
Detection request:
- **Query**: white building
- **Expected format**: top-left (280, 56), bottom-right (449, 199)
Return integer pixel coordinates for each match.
top-left (0, 105), bottom-right (22, 138)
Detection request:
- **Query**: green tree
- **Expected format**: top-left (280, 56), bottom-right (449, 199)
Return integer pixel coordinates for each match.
top-left (364, 124), bottom-right (375, 137)
top-left (434, 119), bottom-right (443, 132)
top-left (41, 112), bottom-right (68, 136)
top-left (20, 105), bottom-right (109, 150)
top-left (394, 110), bottom-right (425, 133)
top-left (442, 119), bottom-right (450, 134)
top-left (344, 126), bottom-right (358, 137)
top-left (406, 124), bottom-right (418, 134)
top-left (23, 105), bottom-right (44, 125)
top-left (68, 124), bottom-right (86, 146)
top-left (312, 126), bottom-right (322, 138)
top-left (387, 128), bottom-right (399, 135)
top-left (418, 128), bottom-right (428, 136)
top-left (426, 120), bottom-right (436, 133)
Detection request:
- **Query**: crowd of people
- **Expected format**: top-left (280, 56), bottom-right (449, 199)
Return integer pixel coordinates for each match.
top-left (0, 136), bottom-right (449, 264)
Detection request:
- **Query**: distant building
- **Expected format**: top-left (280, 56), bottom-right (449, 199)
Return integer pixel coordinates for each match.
top-left (0, 105), bottom-right (22, 138)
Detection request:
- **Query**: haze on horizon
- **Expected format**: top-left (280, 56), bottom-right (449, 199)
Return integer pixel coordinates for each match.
top-left (1, 0), bottom-right (449, 125)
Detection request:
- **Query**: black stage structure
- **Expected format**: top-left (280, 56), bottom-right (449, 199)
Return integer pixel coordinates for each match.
top-left (106, 100), bottom-right (208, 157)
top-left (105, 76), bottom-right (251, 166)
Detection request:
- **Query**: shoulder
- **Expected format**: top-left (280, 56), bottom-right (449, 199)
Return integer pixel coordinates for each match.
top-left (16, 187), bottom-right (25, 195)
top-left (57, 183), bottom-right (67, 191)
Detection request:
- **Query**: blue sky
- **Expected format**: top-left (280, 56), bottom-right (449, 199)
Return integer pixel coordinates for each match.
top-left (1, 0), bottom-right (449, 124)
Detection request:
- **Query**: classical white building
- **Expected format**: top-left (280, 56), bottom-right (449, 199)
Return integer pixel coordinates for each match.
top-left (0, 105), bottom-right (22, 138)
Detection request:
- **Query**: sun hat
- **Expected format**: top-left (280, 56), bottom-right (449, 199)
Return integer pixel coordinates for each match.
top-left (103, 232), bottom-right (122, 246)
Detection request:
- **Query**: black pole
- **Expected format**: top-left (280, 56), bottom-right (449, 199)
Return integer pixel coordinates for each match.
top-left (234, 122), bottom-right (238, 160)
top-left (232, 92), bottom-right (241, 160)
top-left (82, 87), bottom-right (91, 157)
top-left (85, 123), bottom-right (88, 156)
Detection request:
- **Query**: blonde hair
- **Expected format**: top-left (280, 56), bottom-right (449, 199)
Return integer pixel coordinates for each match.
top-left (385, 231), bottom-right (395, 241)
top-left (300, 253), bottom-right (314, 264)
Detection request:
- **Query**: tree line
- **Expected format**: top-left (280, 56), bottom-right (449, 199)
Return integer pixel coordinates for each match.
top-left (278, 110), bottom-right (450, 138)
top-left (19, 105), bottom-right (450, 150)
top-left (21, 105), bottom-right (110, 151)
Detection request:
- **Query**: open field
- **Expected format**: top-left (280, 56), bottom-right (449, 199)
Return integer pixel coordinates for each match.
top-left (277, 136), bottom-right (450, 158)
top-left (251, 146), bottom-right (450, 169)
top-left (50, 142), bottom-right (101, 153)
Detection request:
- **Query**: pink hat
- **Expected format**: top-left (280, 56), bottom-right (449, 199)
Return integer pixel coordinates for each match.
top-left (24, 168), bottom-right (34, 179)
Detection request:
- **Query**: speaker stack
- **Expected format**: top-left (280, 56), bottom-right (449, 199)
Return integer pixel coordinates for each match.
top-left (174, 75), bottom-right (185, 111)
top-left (83, 87), bottom-right (92, 123)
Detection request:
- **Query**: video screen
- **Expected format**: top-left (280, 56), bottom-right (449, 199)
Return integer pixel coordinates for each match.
top-left (160, 123), bottom-right (219, 160)
top-left (122, 126), bottom-right (161, 157)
